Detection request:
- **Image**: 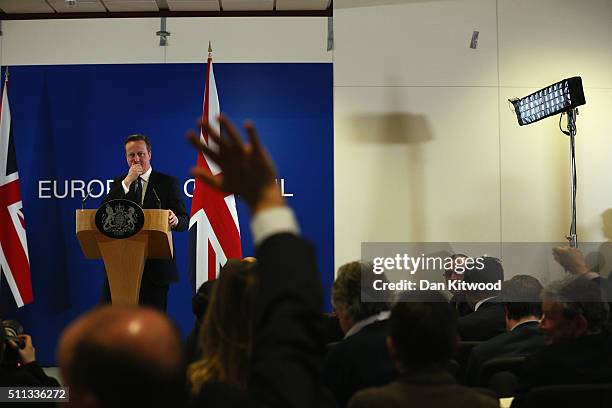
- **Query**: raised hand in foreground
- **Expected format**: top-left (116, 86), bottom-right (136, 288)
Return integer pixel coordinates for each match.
top-left (187, 115), bottom-right (284, 214)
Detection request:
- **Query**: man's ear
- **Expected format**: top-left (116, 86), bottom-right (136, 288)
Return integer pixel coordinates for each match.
top-left (573, 314), bottom-right (589, 337)
top-left (386, 336), bottom-right (396, 359)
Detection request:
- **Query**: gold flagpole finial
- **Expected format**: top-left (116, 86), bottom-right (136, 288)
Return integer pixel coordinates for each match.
top-left (208, 41), bottom-right (213, 58)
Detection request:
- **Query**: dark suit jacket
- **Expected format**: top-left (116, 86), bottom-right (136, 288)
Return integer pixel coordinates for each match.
top-left (348, 369), bottom-right (498, 408)
top-left (512, 330), bottom-right (612, 407)
top-left (189, 233), bottom-right (334, 408)
top-left (323, 319), bottom-right (397, 408)
top-left (102, 170), bottom-right (188, 285)
top-left (458, 298), bottom-right (506, 341)
top-left (465, 321), bottom-right (545, 385)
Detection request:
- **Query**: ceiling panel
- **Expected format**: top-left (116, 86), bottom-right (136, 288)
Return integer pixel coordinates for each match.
top-left (48, 0), bottom-right (107, 13)
top-left (0, 0), bottom-right (55, 13)
top-left (221, 0), bottom-right (273, 11)
top-left (167, 0), bottom-right (220, 11)
top-left (276, 0), bottom-right (330, 10)
top-left (101, 0), bottom-right (159, 12)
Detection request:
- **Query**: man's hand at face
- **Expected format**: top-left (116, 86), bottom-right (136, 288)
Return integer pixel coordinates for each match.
top-left (553, 247), bottom-right (591, 276)
top-left (168, 210), bottom-right (179, 229)
top-left (8, 334), bottom-right (36, 365)
top-left (124, 163), bottom-right (144, 187)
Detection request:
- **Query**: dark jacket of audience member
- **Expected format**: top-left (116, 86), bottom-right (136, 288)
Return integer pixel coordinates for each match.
top-left (348, 291), bottom-right (497, 408)
top-left (323, 261), bottom-right (396, 407)
top-left (512, 276), bottom-right (612, 407)
top-left (189, 232), bottom-right (334, 408)
top-left (465, 275), bottom-right (545, 385)
top-left (458, 257), bottom-right (506, 341)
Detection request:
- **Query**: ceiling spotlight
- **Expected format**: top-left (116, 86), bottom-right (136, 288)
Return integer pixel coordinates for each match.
top-left (156, 17), bottom-right (170, 47)
top-left (65, 0), bottom-right (77, 6)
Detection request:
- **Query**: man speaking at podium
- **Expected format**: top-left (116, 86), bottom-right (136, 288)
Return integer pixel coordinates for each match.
top-left (101, 134), bottom-right (188, 311)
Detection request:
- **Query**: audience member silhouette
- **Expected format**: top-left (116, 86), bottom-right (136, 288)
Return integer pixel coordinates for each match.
top-left (348, 290), bottom-right (497, 408)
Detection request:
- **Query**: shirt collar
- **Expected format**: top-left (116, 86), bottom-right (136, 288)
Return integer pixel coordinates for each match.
top-left (140, 166), bottom-right (153, 182)
top-left (509, 319), bottom-right (539, 332)
top-left (474, 296), bottom-right (497, 311)
top-left (344, 310), bottom-right (390, 339)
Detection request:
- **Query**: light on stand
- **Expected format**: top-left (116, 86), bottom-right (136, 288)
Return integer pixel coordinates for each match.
top-left (509, 77), bottom-right (586, 248)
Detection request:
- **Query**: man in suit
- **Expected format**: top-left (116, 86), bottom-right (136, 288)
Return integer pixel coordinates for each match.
top-left (512, 275), bottom-right (612, 407)
top-left (348, 291), bottom-right (497, 408)
top-left (457, 257), bottom-right (506, 341)
top-left (465, 275), bottom-right (545, 385)
top-left (101, 134), bottom-right (188, 311)
top-left (323, 261), bottom-right (396, 407)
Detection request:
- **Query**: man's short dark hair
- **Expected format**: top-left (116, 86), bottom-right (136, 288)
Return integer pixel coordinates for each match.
top-left (464, 256), bottom-right (504, 299)
top-left (124, 133), bottom-right (151, 152)
top-left (502, 275), bottom-right (544, 320)
top-left (389, 291), bottom-right (457, 369)
top-left (67, 340), bottom-right (185, 408)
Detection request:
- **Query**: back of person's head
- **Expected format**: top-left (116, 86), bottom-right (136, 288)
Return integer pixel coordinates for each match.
top-left (332, 261), bottom-right (389, 330)
top-left (502, 275), bottom-right (544, 321)
top-left (58, 306), bottom-right (185, 408)
top-left (189, 259), bottom-right (258, 392)
top-left (463, 256), bottom-right (504, 302)
top-left (389, 291), bottom-right (457, 371)
top-left (192, 280), bottom-right (217, 323)
top-left (542, 275), bottom-right (609, 334)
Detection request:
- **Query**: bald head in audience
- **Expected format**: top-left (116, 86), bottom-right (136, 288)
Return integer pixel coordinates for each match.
top-left (58, 306), bottom-right (185, 408)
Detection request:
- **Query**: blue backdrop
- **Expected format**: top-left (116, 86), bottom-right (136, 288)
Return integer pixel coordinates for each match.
top-left (0, 63), bottom-right (334, 366)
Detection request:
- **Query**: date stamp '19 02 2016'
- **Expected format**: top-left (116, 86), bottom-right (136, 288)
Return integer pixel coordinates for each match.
top-left (0, 387), bottom-right (69, 402)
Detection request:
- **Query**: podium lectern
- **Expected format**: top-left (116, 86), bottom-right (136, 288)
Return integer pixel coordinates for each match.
top-left (76, 209), bottom-right (173, 306)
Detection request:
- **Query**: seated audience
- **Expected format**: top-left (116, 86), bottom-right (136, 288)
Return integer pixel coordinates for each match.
top-left (186, 115), bottom-right (332, 408)
top-left (58, 306), bottom-right (186, 408)
top-left (465, 275), bottom-right (545, 385)
top-left (458, 257), bottom-right (506, 341)
top-left (189, 259), bottom-right (258, 393)
top-left (323, 261), bottom-right (396, 407)
top-left (348, 291), bottom-right (497, 408)
top-left (512, 275), bottom-right (612, 407)
top-left (0, 320), bottom-right (60, 387)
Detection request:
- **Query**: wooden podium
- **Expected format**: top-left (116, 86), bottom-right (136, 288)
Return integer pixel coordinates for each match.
top-left (76, 209), bottom-right (173, 306)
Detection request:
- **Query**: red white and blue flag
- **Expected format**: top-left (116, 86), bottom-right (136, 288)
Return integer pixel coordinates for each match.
top-left (188, 47), bottom-right (242, 290)
top-left (0, 72), bottom-right (33, 307)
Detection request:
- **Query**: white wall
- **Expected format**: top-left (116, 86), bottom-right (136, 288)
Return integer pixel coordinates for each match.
top-left (334, 0), bottom-right (612, 273)
top-left (2, 1), bottom-right (612, 276)
top-left (0, 17), bottom-right (331, 64)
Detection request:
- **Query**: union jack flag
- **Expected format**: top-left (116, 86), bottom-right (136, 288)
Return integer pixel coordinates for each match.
top-left (0, 72), bottom-right (33, 307)
top-left (188, 46), bottom-right (242, 290)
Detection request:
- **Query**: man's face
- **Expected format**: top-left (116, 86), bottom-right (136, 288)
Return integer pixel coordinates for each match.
top-left (539, 299), bottom-right (584, 344)
top-left (444, 256), bottom-right (467, 293)
top-left (125, 140), bottom-right (151, 172)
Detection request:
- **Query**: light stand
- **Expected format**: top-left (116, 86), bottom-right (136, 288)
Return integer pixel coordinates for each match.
top-left (509, 77), bottom-right (585, 247)
top-left (566, 109), bottom-right (578, 247)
